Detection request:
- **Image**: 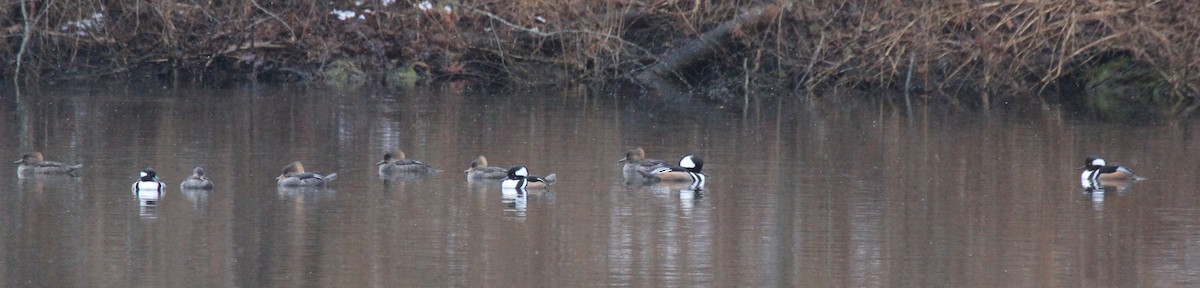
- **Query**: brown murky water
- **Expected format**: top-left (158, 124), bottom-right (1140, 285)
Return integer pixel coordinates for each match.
top-left (2, 84), bottom-right (1200, 287)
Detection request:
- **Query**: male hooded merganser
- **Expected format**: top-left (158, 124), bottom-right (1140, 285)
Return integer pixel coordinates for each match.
top-left (180, 167), bottom-right (215, 189)
top-left (1080, 156), bottom-right (1136, 185)
top-left (641, 153), bottom-right (707, 187)
top-left (501, 165), bottom-right (557, 190)
top-left (14, 152), bottom-right (83, 177)
top-left (376, 150), bottom-right (438, 176)
top-left (132, 168), bottom-right (165, 192)
top-left (465, 155), bottom-right (508, 180)
top-left (277, 161), bottom-right (338, 187)
top-left (618, 147), bottom-right (669, 175)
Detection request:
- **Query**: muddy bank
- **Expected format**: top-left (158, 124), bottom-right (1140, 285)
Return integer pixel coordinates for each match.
top-left (2, 1), bottom-right (1197, 111)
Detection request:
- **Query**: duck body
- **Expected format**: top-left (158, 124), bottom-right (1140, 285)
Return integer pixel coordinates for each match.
top-left (641, 153), bottom-right (707, 188)
top-left (14, 152), bottom-right (83, 177)
top-left (180, 167), bottom-right (215, 190)
top-left (376, 151), bottom-right (437, 176)
top-left (465, 155), bottom-right (508, 180)
top-left (132, 168), bottom-right (165, 192)
top-left (501, 166), bottom-right (557, 190)
top-left (1080, 156), bottom-right (1136, 186)
top-left (277, 161), bottom-right (338, 187)
top-left (619, 147), bottom-right (670, 176)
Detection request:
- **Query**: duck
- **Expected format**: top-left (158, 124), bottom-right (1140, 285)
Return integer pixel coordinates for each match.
top-left (13, 152), bottom-right (83, 177)
top-left (180, 167), bottom-right (215, 190)
top-left (1080, 156), bottom-right (1137, 185)
top-left (132, 168), bottom-right (165, 192)
top-left (618, 147), bottom-right (669, 175)
top-left (501, 165), bottom-right (557, 190)
top-left (640, 153), bottom-right (707, 187)
top-left (376, 150), bottom-right (437, 176)
top-left (276, 161), bottom-right (338, 187)
top-left (465, 155), bottom-right (508, 180)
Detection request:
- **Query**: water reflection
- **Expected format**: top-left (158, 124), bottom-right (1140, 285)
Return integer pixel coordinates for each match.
top-left (5, 85), bottom-right (1200, 286)
top-left (1082, 179), bottom-right (1138, 210)
top-left (180, 188), bottom-right (211, 212)
top-left (133, 188), bottom-right (162, 219)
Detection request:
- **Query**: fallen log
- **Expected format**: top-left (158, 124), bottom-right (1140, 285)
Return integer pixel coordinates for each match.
top-left (634, 2), bottom-right (780, 95)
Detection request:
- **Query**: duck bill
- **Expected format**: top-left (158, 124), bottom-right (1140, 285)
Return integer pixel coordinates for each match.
top-left (463, 168), bottom-right (474, 173)
top-left (374, 160), bottom-right (387, 165)
top-left (616, 157), bottom-right (627, 163)
top-left (12, 159), bottom-right (21, 164)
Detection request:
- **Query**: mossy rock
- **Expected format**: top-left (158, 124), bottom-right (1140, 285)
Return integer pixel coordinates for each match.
top-left (323, 59), bottom-right (367, 88)
top-left (385, 64), bottom-right (421, 90)
top-left (1082, 56), bottom-right (1172, 119)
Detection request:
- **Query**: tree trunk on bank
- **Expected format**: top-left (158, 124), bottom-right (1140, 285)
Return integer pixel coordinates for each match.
top-left (634, 2), bottom-right (781, 96)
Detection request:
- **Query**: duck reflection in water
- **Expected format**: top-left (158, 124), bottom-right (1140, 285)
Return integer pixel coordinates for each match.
top-left (502, 191), bottom-right (528, 221)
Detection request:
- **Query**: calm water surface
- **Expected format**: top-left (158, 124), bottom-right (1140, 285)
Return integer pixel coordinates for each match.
top-left (2, 84), bottom-right (1200, 287)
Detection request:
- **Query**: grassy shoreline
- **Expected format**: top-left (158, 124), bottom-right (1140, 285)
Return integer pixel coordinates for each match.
top-left (2, 1), bottom-right (1197, 111)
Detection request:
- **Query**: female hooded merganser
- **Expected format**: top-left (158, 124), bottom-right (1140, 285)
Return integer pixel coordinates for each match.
top-left (641, 153), bottom-right (707, 187)
top-left (618, 147), bottom-right (669, 175)
top-left (465, 155), bottom-right (508, 180)
top-left (376, 150), bottom-right (438, 176)
top-left (501, 165), bottom-right (557, 190)
top-left (277, 161), bottom-right (338, 187)
top-left (1080, 156), bottom-right (1136, 185)
top-left (132, 168), bottom-right (165, 192)
top-left (14, 152), bottom-right (83, 177)
top-left (180, 167), bottom-right (215, 189)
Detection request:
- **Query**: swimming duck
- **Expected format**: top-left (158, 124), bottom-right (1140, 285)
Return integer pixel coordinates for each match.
top-left (501, 165), bottom-right (557, 190)
top-left (376, 150), bottom-right (437, 176)
top-left (132, 168), bottom-right (165, 192)
top-left (641, 153), bottom-right (707, 187)
top-left (1080, 156), bottom-right (1136, 185)
top-left (13, 152), bottom-right (83, 177)
top-left (465, 155), bottom-right (508, 180)
top-left (180, 167), bottom-right (215, 189)
top-left (618, 147), bottom-right (670, 175)
top-left (277, 161), bottom-right (338, 187)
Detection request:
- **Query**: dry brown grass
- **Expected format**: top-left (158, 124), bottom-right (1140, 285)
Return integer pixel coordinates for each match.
top-left (2, 0), bottom-right (1197, 105)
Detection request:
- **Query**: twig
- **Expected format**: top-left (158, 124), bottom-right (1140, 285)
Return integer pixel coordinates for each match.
top-left (250, 0), bottom-right (296, 41)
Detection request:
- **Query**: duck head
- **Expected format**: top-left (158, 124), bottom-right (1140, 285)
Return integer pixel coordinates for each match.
top-left (13, 152), bottom-right (45, 164)
top-left (465, 155), bottom-right (489, 173)
top-left (506, 165), bottom-right (529, 179)
top-left (140, 168), bottom-right (159, 182)
top-left (679, 153), bottom-right (704, 173)
top-left (618, 147), bottom-right (646, 163)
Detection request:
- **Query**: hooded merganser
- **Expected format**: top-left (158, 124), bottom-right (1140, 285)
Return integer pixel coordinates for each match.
top-left (641, 153), bottom-right (706, 188)
top-left (1080, 156), bottom-right (1136, 185)
top-left (180, 167), bottom-right (215, 189)
top-left (132, 168), bottom-right (165, 192)
top-left (618, 147), bottom-right (669, 175)
top-left (277, 161), bottom-right (338, 187)
top-left (14, 152), bottom-right (83, 177)
top-left (501, 165), bottom-right (557, 190)
top-left (376, 150), bottom-right (438, 176)
top-left (465, 155), bottom-right (508, 180)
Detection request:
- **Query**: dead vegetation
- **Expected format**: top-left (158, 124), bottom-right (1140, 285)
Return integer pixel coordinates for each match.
top-left (2, 1), bottom-right (1198, 109)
